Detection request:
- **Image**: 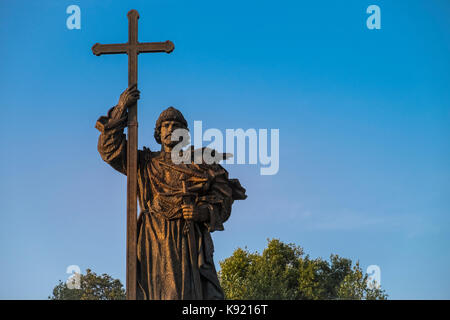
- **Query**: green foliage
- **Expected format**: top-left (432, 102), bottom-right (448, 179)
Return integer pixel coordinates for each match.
top-left (49, 269), bottom-right (126, 300)
top-left (219, 239), bottom-right (387, 300)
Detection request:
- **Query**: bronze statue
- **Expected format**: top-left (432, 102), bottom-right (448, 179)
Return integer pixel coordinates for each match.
top-left (95, 85), bottom-right (247, 299)
top-left (92, 9), bottom-right (246, 299)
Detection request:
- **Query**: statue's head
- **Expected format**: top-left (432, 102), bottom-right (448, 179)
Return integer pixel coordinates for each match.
top-left (154, 106), bottom-right (188, 147)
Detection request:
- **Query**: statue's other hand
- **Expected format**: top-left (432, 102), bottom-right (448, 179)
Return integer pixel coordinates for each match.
top-left (182, 204), bottom-right (209, 222)
top-left (182, 204), bottom-right (201, 222)
top-left (118, 83), bottom-right (140, 109)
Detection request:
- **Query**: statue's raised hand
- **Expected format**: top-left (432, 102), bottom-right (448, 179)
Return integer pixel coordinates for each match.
top-left (111, 84), bottom-right (140, 119)
top-left (118, 83), bottom-right (140, 108)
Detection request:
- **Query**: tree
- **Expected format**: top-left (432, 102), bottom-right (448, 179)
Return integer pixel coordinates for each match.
top-left (218, 239), bottom-right (387, 300)
top-left (49, 269), bottom-right (125, 300)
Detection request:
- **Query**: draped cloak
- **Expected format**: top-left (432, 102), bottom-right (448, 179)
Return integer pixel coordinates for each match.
top-left (95, 105), bottom-right (247, 300)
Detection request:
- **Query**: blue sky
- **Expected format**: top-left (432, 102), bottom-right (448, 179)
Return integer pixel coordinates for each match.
top-left (0, 0), bottom-right (449, 299)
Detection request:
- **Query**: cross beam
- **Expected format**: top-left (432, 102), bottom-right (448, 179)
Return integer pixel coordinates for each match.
top-left (92, 41), bottom-right (174, 56)
top-left (92, 9), bottom-right (174, 300)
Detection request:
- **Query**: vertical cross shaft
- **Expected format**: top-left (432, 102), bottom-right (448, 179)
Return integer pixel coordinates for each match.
top-left (126, 9), bottom-right (139, 301)
top-left (92, 9), bottom-right (174, 300)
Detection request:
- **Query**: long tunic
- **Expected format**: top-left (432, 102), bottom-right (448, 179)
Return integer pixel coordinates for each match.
top-left (95, 105), bottom-right (247, 300)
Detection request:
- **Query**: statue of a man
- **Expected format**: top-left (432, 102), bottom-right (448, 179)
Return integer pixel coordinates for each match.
top-left (95, 85), bottom-right (247, 299)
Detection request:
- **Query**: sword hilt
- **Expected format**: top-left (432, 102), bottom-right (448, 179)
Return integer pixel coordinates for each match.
top-left (182, 180), bottom-right (193, 235)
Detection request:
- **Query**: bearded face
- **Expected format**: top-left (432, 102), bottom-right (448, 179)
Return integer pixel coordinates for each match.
top-left (160, 120), bottom-right (186, 148)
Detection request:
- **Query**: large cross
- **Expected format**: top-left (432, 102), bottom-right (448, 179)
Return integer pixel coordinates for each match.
top-left (92, 9), bottom-right (174, 300)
